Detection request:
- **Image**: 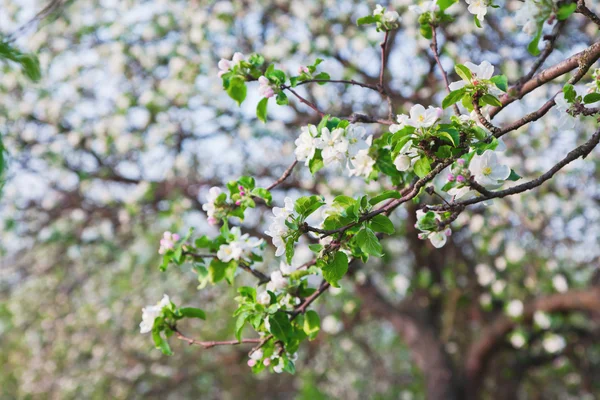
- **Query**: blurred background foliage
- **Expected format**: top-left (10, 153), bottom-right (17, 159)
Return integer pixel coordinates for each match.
top-left (0, 0), bottom-right (599, 399)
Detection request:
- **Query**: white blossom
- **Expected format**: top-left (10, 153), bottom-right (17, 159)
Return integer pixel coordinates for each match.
top-left (506, 299), bottom-right (524, 318)
top-left (348, 149), bottom-right (375, 178)
top-left (267, 270), bottom-right (289, 292)
top-left (322, 315), bottom-right (343, 334)
top-left (294, 125), bottom-right (319, 165)
top-left (552, 274), bottom-right (569, 293)
top-left (373, 4), bottom-right (400, 24)
top-left (449, 60), bottom-right (495, 91)
top-left (139, 294), bottom-right (171, 334)
top-left (469, 150), bottom-right (510, 188)
top-left (315, 127), bottom-right (349, 165)
top-left (542, 334), bottom-right (566, 354)
top-left (393, 140), bottom-right (419, 172)
top-left (465, 0), bottom-right (488, 22)
top-left (534, 311), bottom-right (551, 329)
top-left (409, 0), bottom-right (440, 14)
top-left (202, 186), bottom-right (222, 225)
top-left (408, 104), bottom-right (442, 129)
top-left (257, 291), bottom-right (271, 305)
top-left (265, 197), bottom-right (296, 257)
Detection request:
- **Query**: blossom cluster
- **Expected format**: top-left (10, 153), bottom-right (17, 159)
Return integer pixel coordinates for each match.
top-left (447, 150), bottom-right (510, 200)
top-left (217, 52), bottom-right (245, 78)
top-left (265, 197), bottom-right (297, 257)
top-left (216, 227), bottom-right (264, 262)
top-left (139, 294), bottom-right (171, 334)
top-left (294, 123), bottom-right (375, 178)
top-left (158, 232), bottom-right (180, 255)
top-left (390, 104), bottom-right (443, 172)
top-left (415, 209), bottom-right (452, 248)
top-left (202, 186), bottom-right (223, 225)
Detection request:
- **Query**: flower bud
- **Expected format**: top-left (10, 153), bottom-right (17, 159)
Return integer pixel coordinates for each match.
top-left (456, 175), bottom-right (465, 183)
top-left (447, 174), bottom-right (455, 182)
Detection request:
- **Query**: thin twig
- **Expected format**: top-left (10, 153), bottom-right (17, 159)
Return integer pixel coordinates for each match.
top-left (267, 160), bottom-right (298, 191)
top-left (430, 24), bottom-right (460, 116)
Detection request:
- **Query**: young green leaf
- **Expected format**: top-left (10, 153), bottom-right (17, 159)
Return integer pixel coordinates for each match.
top-left (321, 251), bottom-right (349, 288)
top-left (356, 228), bottom-right (383, 257)
top-left (303, 310), bottom-right (321, 340)
top-left (369, 190), bottom-right (401, 205)
top-left (442, 88), bottom-right (466, 109)
top-left (413, 157), bottom-right (431, 178)
top-left (369, 214), bottom-right (395, 235)
top-left (227, 76), bottom-right (247, 105)
top-left (256, 97), bottom-right (268, 122)
top-left (179, 307), bottom-right (206, 320)
top-left (490, 75), bottom-right (508, 92)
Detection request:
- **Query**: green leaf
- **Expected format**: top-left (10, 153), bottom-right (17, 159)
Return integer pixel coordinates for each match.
top-left (557, 3), bottom-right (577, 20)
top-left (442, 88), bottom-right (466, 109)
top-left (268, 311), bottom-right (293, 344)
top-left (256, 97), bottom-right (268, 122)
top-left (413, 157), bottom-right (431, 178)
top-left (251, 187), bottom-right (272, 205)
top-left (294, 195), bottom-right (324, 218)
top-left (480, 94), bottom-right (502, 107)
top-left (583, 93), bottom-right (600, 104)
top-left (455, 64), bottom-right (472, 82)
top-left (266, 67), bottom-right (286, 84)
top-left (313, 72), bottom-right (330, 83)
top-left (438, 127), bottom-right (460, 147)
top-left (369, 190), bottom-right (401, 205)
top-left (356, 228), bottom-right (383, 257)
top-left (227, 76), bottom-right (247, 105)
top-left (0, 42), bottom-right (41, 82)
top-left (357, 15), bottom-right (378, 25)
top-left (563, 84), bottom-right (576, 103)
top-left (321, 251), bottom-right (349, 288)
top-left (179, 307), bottom-right (206, 320)
top-left (303, 310), bottom-right (321, 340)
top-left (152, 330), bottom-right (173, 356)
top-left (309, 150), bottom-right (324, 174)
top-left (437, 0), bottom-right (457, 11)
top-left (235, 312), bottom-right (250, 341)
top-left (507, 169), bottom-right (521, 181)
top-left (527, 24), bottom-right (543, 56)
top-left (276, 91), bottom-right (288, 106)
top-left (419, 23), bottom-right (433, 39)
top-left (490, 75), bottom-right (508, 92)
top-left (369, 214), bottom-right (395, 235)
top-left (209, 259), bottom-right (236, 284)
top-left (285, 237), bottom-right (295, 265)
top-left (238, 286), bottom-right (256, 301)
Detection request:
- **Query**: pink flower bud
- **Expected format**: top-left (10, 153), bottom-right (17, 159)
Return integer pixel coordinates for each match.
top-left (298, 66), bottom-right (309, 74)
top-left (263, 358), bottom-right (271, 366)
top-left (247, 359), bottom-right (257, 367)
top-left (208, 216), bottom-right (217, 225)
top-left (172, 234), bottom-right (180, 241)
top-left (418, 233), bottom-right (427, 240)
top-left (235, 200), bottom-right (242, 206)
top-left (445, 228), bottom-right (452, 237)
top-left (456, 175), bottom-right (465, 183)
top-left (239, 191), bottom-right (245, 196)
top-left (447, 174), bottom-right (455, 182)
top-left (457, 159), bottom-right (465, 166)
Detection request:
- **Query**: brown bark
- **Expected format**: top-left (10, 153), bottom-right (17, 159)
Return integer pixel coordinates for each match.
top-left (356, 280), bottom-right (461, 400)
